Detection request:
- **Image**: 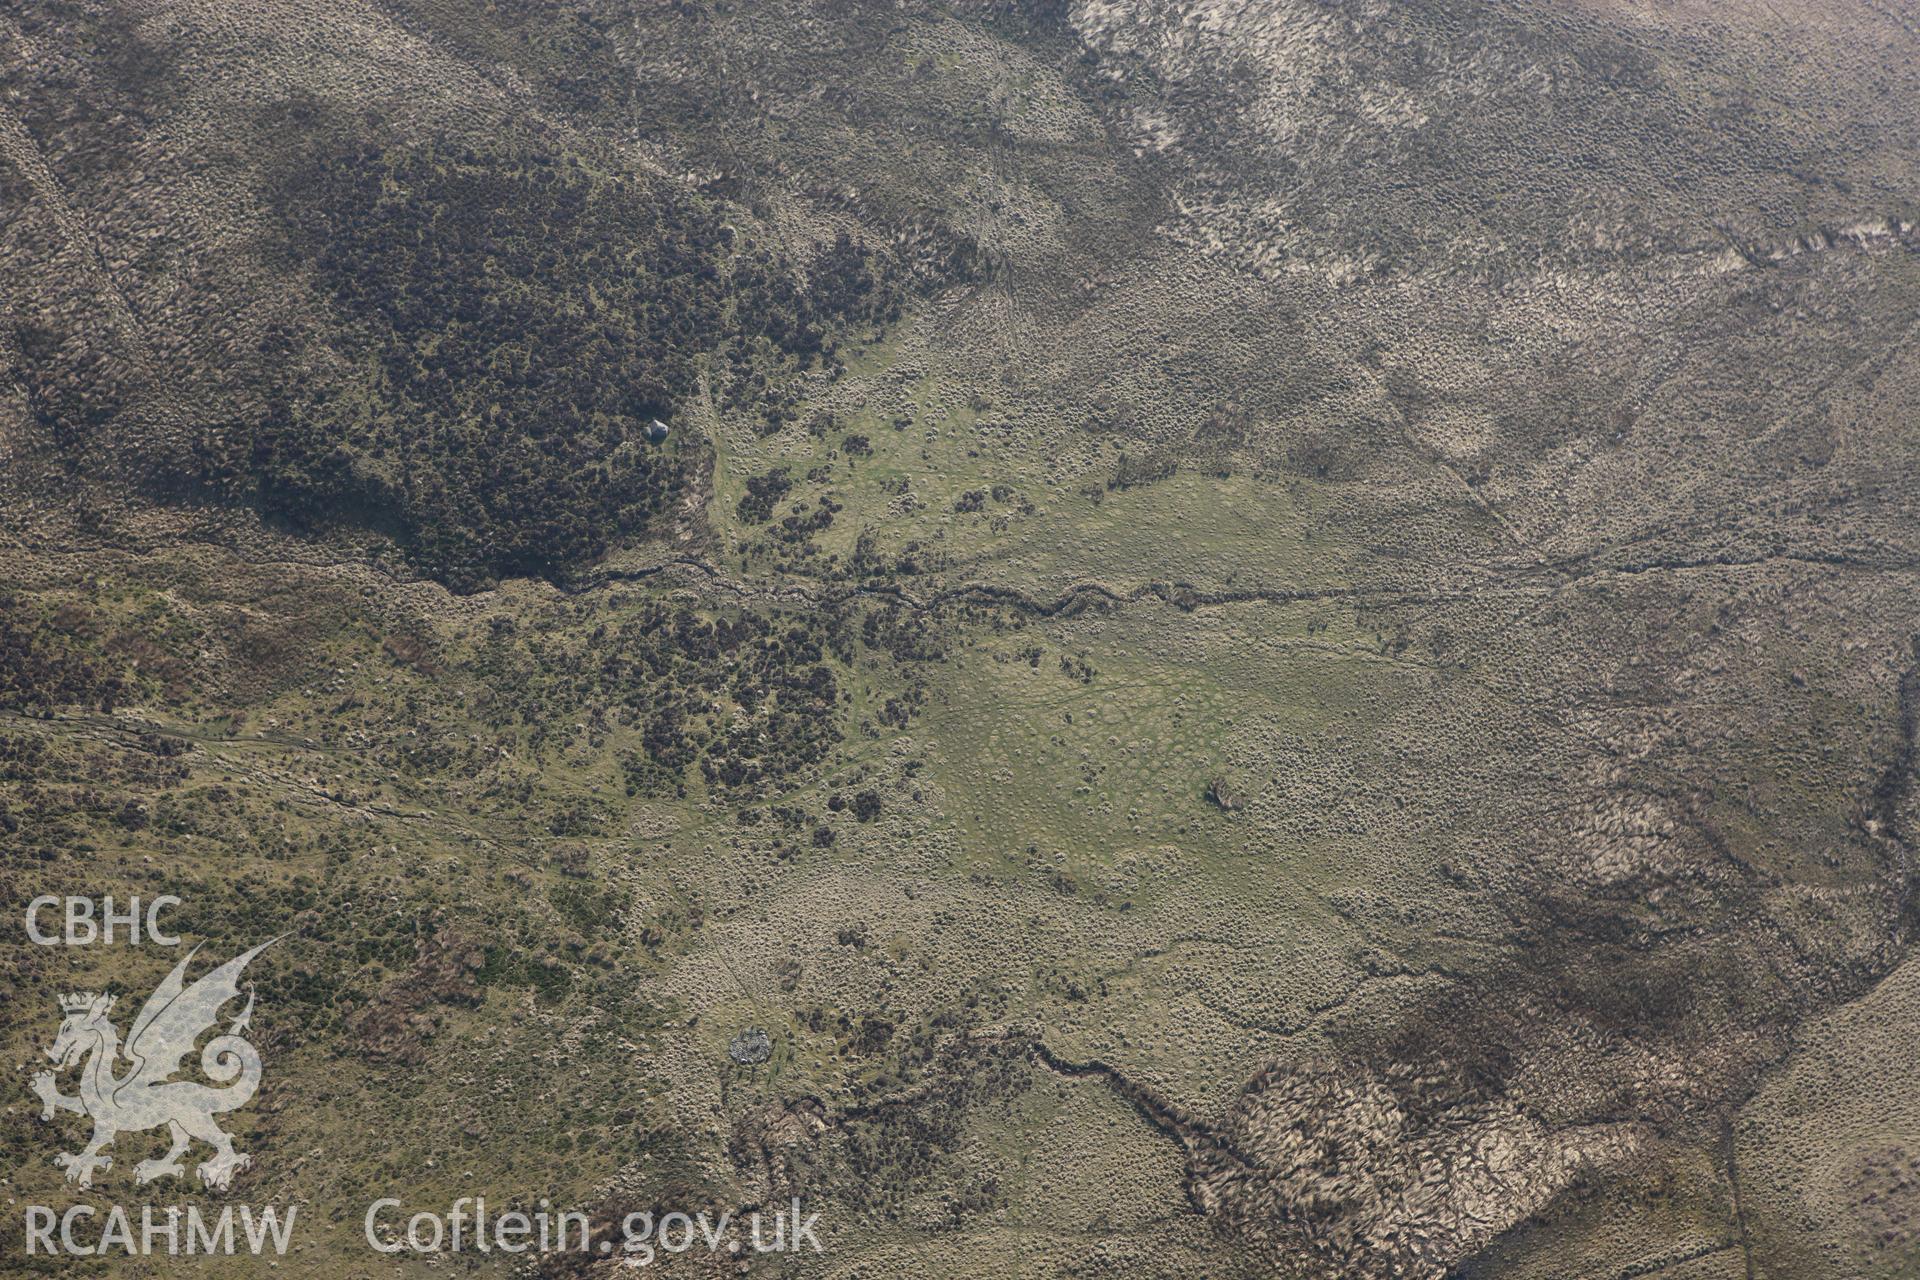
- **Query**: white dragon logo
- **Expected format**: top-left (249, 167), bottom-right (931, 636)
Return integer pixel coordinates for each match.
top-left (30, 938), bottom-right (279, 1191)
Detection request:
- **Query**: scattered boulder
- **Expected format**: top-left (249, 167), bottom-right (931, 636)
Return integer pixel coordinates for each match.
top-left (728, 1027), bottom-right (774, 1066)
top-left (1206, 778), bottom-right (1245, 812)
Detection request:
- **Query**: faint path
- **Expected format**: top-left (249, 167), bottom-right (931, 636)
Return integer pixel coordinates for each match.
top-left (0, 20), bottom-right (151, 368)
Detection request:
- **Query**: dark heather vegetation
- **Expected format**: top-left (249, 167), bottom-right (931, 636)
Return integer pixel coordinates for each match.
top-left (737, 466), bottom-right (795, 524)
top-left (0, 596), bottom-right (128, 714)
top-left (218, 135), bottom-right (903, 591)
top-left (461, 600), bottom-right (850, 801)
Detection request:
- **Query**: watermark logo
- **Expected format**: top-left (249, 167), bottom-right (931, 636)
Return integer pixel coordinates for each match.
top-left (26, 895), bottom-right (181, 946)
top-left (361, 1199), bottom-right (824, 1264)
top-left (31, 938), bottom-right (279, 1191)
